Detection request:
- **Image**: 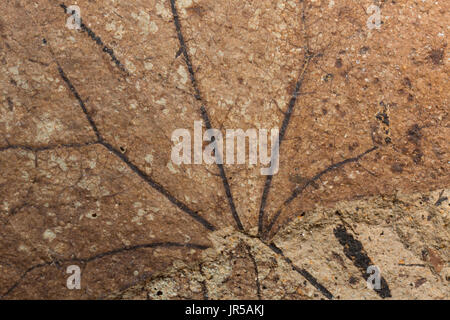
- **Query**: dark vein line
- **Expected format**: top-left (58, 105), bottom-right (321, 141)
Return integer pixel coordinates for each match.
top-left (199, 263), bottom-right (209, 300)
top-left (258, 55), bottom-right (311, 236)
top-left (334, 225), bottom-right (392, 298)
top-left (75, 242), bottom-right (209, 263)
top-left (57, 64), bottom-right (216, 231)
top-left (170, 0), bottom-right (243, 231)
top-left (0, 262), bottom-right (50, 299)
top-left (57, 66), bottom-right (103, 141)
top-left (268, 243), bottom-right (334, 300)
top-left (100, 141), bottom-right (216, 231)
top-left (60, 3), bottom-right (128, 74)
top-left (398, 263), bottom-right (426, 267)
top-left (265, 146), bottom-right (378, 238)
top-left (0, 141), bottom-right (99, 153)
top-left (435, 190), bottom-right (447, 206)
top-left (0, 242), bottom-right (209, 298)
top-left (245, 244), bottom-right (261, 300)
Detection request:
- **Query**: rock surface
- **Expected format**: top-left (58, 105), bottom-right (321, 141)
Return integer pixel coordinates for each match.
top-left (0, 0), bottom-right (448, 299)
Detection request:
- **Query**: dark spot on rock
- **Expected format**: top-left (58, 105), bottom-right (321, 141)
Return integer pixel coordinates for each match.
top-left (349, 276), bottom-right (359, 285)
top-left (359, 46), bottom-right (369, 54)
top-left (404, 77), bottom-right (412, 88)
top-left (332, 251), bottom-right (345, 267)
top-left (323, 73), bottom-right (333, 82)
top-left (421, 249), bottom-right (428, 261)
top-left (427, 248), bottom-right (444, 273)
top-left (7, 97), bottom-right (13, 111)
top-left (376, 112), bottom-right (389, 126)
top-left (348, 142), bottom-right (359, 151)
top-left (414, 278), bottom-right (427, 288)
top-left (390, 163), bottom-right (404, 173)
top-left (435, 193), bottom-right (448, 206)
top-left (187, 5), bottom-right (207, 17)
top-left (412, 148), bottom-right (423, 164)
top-left (335, 104), bottom-right (346, 117)
top-left (428, 48), bottom-right (444, 65)
top-left (340, 70), bottom-right (349, 80)
top-left (407, 124), bottom-right (422, 144)
top-left (335, 58), bottom-right (343, 68)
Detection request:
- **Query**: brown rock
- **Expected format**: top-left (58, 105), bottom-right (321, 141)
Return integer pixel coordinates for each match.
top-left (0, 0), bottom-right (448, 299)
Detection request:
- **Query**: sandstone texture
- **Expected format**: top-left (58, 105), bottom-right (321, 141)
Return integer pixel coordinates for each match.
top-left (0, 0), bottom-right (448, 299)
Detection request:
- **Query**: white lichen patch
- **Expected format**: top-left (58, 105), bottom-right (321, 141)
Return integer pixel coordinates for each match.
top-left (145, 154), bottom-right (154, 164)
top-left (18, 244), bottom-right (29, 252)
top-left (8, 66), bottom-right (19, 75)
top-left (132, 11), bottom-right (158, 36)
top-left (77, 175), bottom-right (101, 193)
top-left (178, 0), bottom-right (193, 9)
top-left (50, 154), bottom-right (68, 172)
top-left (87, 159), bottom-right (97, 169)
top-left (43, 229), bottom-right (56, 242)
top-left (248, 9), bottom-right (261, 30)
top-left (105, 21), bottom-right (125, 39)
top-left (125, 59), bottom-right (137, 74)
top-left (36, 117), bottom-right (63, 143)
top-left (167, 161), bottom-right (179, 174)
top-left (155, 1), bottom-right (172, 21)
top-left (155, 98), bottom-right (167, 106)
top-left (177, 65), bottom-right (188, 85)
top-left (133, 202), bottom-right (142, 208)
top-left (144, 62), bottom-right (153, 70)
